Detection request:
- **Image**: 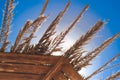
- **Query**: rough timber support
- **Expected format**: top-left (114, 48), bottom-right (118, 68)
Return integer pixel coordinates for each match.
top-left (0, 52), bottom-right (83, 80)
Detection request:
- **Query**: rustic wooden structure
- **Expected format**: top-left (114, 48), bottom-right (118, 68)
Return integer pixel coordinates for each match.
top-left (0, 53), bottom-right (83, 80)
top-left (0, 0), bottom-right (120, 80)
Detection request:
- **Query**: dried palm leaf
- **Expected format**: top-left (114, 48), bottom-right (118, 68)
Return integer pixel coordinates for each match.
top-left (75, 33), bottom-right (120, 70)
top-left (106, 71), bottom-right (120, 80)
top-left (0, 0), bottom-right (14, 52)
top-left (21, 15), bottom-right (47, 53)
top-left (40, 0), bottom-right (49, 15)
top-left (33, 1), bottom-right (70, 54)
top-left (0, 0), bottom-right (9, 43)
top-left (11, 0), bottom-right (48, 53)
top-left (85, 53), bottom-right (120, 80)
top-left (100, 63), bottom-right (120, 73)
top-left (10, 20), bottom-right (33, 52)
top-left (47, 5), bottom-right (89, 55)
top-left (64, 20), bottom-right (105, 58)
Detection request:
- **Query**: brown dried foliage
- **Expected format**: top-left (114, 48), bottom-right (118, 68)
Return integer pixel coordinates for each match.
top-left (75, 33), bottom-right (120, 71)
top-left (85, 53), bottom-right (120, 80)
top-left (11, 0), bottom-right (48, 53)
top-left (0, 0), bottom-right (14, 52)
top-left (106, 71), bottom-right (120, 80)
top-left (0, 0), bottom-right (120, 79)
top-left (48, 5), bottom-right (89, 55)
top-left (33, 1), bottom-right (70, 54)
top-left (64, 20), bottom-right (104, 59)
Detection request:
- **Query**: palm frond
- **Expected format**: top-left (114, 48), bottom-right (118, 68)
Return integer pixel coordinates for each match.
top-left (10, 20), bottom-right (33, 52)
top-left (47, 5), bottom-right (89, 55)
top-left (40, 0), bottom-right (49, 15)
top-left (0, 0), bottom-right (14, 52)
top-left (11, 0), bottom-right (48, 53)
top-left (64, 20), bottom-right (104, 58)
top-left (106, 71), bottom-right (120, 80)
top-left (75, 33), bottom-right (120, 70)
top-left (85, 53), bottom-right (120, 80)
top-left (33, 1), bottom-right (70, 54)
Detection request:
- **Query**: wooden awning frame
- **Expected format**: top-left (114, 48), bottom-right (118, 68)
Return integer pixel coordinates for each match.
top-left (0, 53), bottom-right (83, 80)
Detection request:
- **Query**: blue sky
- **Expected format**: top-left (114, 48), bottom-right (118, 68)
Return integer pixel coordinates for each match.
top-left (0, 0), bottom-right (120, 79)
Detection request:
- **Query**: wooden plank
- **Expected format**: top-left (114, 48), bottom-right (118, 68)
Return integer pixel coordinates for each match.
top-left (0, 52), bottom-right (60, 65)
top-left (62, 63), bottom-right (83, 80)
top-left (0, 63), bottom-right (51, 74)
top-left (53, 71), bottom-right (67, 80)
top-left (0, 72), bottom-right (44, 80)
top-left (42, 57), bottom-right (65, 80)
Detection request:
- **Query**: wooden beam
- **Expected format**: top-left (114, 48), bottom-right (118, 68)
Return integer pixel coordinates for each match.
top-left (62, 63), bottom-right (84, 80)
top-left (53, 71), bottom-right (67, 80)
top-left (42, 57), bottom-right (65, 80)
top-left (0, 72), bottom-right (43, 80)
top-left (0, 52), bottom-right (60, 65)
top-left (0, 63), bottom-right (51, 74)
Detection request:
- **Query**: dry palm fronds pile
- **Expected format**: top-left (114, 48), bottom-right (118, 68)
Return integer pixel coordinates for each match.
top-left (0, 0), bottom-right (120, 79)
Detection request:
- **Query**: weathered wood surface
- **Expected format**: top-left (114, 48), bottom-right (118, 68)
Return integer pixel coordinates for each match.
top-left (0, 53), bottom-right (83, 80)
top-left (62, 63), bottom-right (84, 80)
top-left (0, 63), bottom-right (51, 74)
top-left (0, 53), bottom-right (59, 80)
top-left (53, 71), bottom-right (67, 80)
top-left (42, 57), bottom-right (65, 80)
top-left (0, 53), bottom-right (60, 64)
top-left (0, 72), bottom-right (44, 80)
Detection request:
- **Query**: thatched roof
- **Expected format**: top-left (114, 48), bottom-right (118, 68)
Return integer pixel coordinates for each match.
top-left (0, 0), bottom-right (120, 79)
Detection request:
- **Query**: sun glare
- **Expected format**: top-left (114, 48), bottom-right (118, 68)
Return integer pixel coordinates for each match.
top-left (52, 36), bottom-right (74, 56)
